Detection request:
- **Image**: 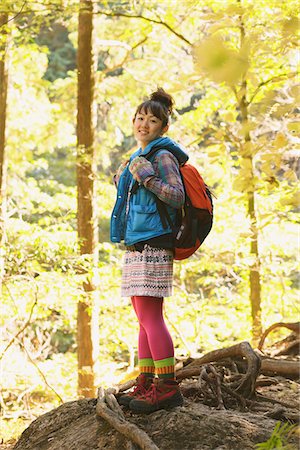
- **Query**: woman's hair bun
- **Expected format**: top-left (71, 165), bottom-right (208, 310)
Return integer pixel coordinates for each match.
top-left (150, 87), bottom-right (174, 114)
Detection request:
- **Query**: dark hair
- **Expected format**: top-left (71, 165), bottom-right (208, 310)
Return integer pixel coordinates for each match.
top-left (134, 87), bottom-right (174, 127)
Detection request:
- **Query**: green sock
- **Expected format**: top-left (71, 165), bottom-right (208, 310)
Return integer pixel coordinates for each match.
top-left (154, 356), bottom-right (175, 379)
top-left (139, 358), bottom-right (155, 377)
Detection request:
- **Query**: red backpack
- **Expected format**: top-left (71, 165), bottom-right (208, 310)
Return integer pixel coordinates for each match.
top-left (173, 163), bottom-right (213, 260)
top-left (144, 148), bottom-right (214, 260)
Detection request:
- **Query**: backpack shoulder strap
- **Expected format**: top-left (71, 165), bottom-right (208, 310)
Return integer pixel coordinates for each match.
top-left (154, 196), bottom-right (173, 230)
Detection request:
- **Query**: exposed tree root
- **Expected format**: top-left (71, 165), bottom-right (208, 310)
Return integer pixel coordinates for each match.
top-left (96, 386), bottom-right (159, 450)
top-left (13, 337), bottom-right (299, 449)
top-left (258, 322), bottom-right (300, 353)
top-left (177, 341), bottom-right (261, 398)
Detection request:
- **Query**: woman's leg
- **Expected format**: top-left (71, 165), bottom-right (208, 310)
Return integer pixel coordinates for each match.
top-left (133, 296), bottom-right (175, 379)
top-left (118, 297), bottom-right (155, 406)
top-left (131, 296), bottom-right (155, 377)
top-left (129, 296), bottom-right (182, 413)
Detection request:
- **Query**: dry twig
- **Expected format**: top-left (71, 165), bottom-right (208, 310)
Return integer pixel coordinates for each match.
top-left (0, 287), bottom-right (38, 360)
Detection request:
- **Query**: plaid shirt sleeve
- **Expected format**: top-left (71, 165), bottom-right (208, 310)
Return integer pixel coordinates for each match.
top-left (143, 151), bottom-right (185, 209)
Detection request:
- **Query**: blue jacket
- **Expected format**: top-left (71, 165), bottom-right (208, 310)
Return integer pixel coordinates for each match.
top-left (110, 137), bottom-right (189, 246)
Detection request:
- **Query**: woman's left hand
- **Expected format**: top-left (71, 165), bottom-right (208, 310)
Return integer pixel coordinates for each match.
top-left (129, 156), bottom-right (155, 183)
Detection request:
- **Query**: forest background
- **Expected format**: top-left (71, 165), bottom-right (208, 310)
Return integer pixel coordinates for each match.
top-left (0, 0), bottom-right (299, 444)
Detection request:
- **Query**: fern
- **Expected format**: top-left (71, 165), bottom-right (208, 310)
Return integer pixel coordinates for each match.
top-left (255, 422), bottom-right (297, 450)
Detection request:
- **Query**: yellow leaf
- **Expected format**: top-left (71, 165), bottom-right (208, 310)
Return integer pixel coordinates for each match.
top-left (207, 151), bottom-right (221, 158)
top-left (240, 157), bottom-right (253, 171)
top-left (284, 169), bottom-right (298, 182)
top-left (193, 36), bottom-right (249, 85)
top-left (282, 16), bottom-right (300, 37)
top-left (273, 132), bottom-right (288, 149)
top-left (224, 4), bottom-right (244, 16)
top-left (222, 111), bottom-right (237, 122)
top-left (240, 142), bottom-right (254, 157)
top-left (287, 121), bottom-right (300, 136)
top-left (215, 130), bottom-right (224, 140)
top-left (208, 19), bottom-right (237, 33)
top-left (232, 177), bottom-right (246, 192)
top-left (280, 191), bottom-right (300, 207)
top-left (242, 121), bottom-right (256, 134)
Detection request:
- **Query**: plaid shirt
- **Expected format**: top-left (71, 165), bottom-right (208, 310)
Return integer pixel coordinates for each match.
top-left (143, 151), bottom-right (185, 209)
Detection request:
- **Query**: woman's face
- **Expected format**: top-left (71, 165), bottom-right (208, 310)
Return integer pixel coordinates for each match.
top-left (133, 108), bottom-right (168, 148)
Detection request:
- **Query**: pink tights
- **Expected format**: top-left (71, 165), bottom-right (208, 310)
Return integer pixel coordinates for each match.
top-left (131, 296), bottom-right (174, 361)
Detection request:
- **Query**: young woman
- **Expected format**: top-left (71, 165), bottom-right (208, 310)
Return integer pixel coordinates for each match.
top-left (110, 88), bottom-right (189, 413)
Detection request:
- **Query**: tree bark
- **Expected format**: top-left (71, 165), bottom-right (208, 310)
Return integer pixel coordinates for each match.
top-left (238, 11), bottom-right (262, 345)
top-left (0, 14), bottom-right (9, 289)
top-left (76, 0), bottom-right (98, 398)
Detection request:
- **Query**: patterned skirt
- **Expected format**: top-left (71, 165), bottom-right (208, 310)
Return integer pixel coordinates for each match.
top-left (121, 245), bottom-right (174, 298)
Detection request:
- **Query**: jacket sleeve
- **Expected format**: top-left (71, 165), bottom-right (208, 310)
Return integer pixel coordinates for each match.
top-left (143, 151), bottom-right (185, 209)
top-left (113, 160), bottom-right (129, 187)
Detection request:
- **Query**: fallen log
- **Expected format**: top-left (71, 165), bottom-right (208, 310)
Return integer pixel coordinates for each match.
top-left (176, 341), bottom-right (299, 381)
top-left (259, 357), bottom-right (299, 377)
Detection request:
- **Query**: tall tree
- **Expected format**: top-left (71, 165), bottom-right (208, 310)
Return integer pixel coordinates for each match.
top-left (237, 12), bottom-right (262, 342)
top-left (188, 0), bottom-right (297, 344)
top-left (77, 0), bottom-right (98, 397)
top-left (0, 14), bottom-right (9, 288)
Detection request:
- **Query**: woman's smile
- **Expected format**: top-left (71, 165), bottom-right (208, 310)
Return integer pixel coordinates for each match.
top-left (133, 110), bottom-right (164, 148)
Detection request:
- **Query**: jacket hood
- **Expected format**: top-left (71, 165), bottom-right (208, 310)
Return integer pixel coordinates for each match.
top-left (140, 137), bottom-right (189, 166)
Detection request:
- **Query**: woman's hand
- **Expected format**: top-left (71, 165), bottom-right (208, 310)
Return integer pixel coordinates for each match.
top-left (129, 156), bottom-right (155, 183)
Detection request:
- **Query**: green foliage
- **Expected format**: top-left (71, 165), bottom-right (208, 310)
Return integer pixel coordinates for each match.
top-left (36, 22), bottom-right (76, 82)
top-left (255, 422), bottom-right (297, 450)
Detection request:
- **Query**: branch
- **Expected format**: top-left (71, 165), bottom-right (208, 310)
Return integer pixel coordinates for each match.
top-left (100, 36), bottom-right (148, 77)
top-left (0, 1), bottom-right (27, 27)
top-left (1, 2), bottom-right (193, 48)
top-left (97, 9), bottom-right (192, 46)
top-left (248, 72), bottom-right (298, 104)
top-left (1, 281), bottom-right (63, 403)
top-left (259, 356), bottom-right (299, 378)
top-left (0, 287), bottom-right (38, 360)
top-left (18, 335), bottom-right (64, 403)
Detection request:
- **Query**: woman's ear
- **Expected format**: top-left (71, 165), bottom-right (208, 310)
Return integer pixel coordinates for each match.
top-left (161, 124), bottom-right (169, 135)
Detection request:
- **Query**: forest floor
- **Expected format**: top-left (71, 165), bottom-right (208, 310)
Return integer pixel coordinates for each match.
top-left (2, 335), bottom-right (299, 450)
top-left (4, 372), bottom-right (299, 450)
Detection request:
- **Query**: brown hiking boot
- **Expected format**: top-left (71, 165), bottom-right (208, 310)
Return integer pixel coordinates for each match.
top-left (129, 378), bottom-right (183, 413)
top-left (118, 374), bottom-right (153, 407)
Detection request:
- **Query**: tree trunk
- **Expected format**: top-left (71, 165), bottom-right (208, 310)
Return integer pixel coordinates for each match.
top-left (238, 14), bottom-right (262, 345)
top-left (0, 14), bottom-right (9, 289)
top-left (76, 0), bottom-right (98, 398)
top-left (248, 188), bottom-right (262, 343)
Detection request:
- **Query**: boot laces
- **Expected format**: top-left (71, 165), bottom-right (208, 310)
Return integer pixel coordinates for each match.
top-left (132, 383), bottom-right (148, 396)
top-left (131, 375), bottom-right (152, 396)
top-left (143, 382), bottom-right (160, 403)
